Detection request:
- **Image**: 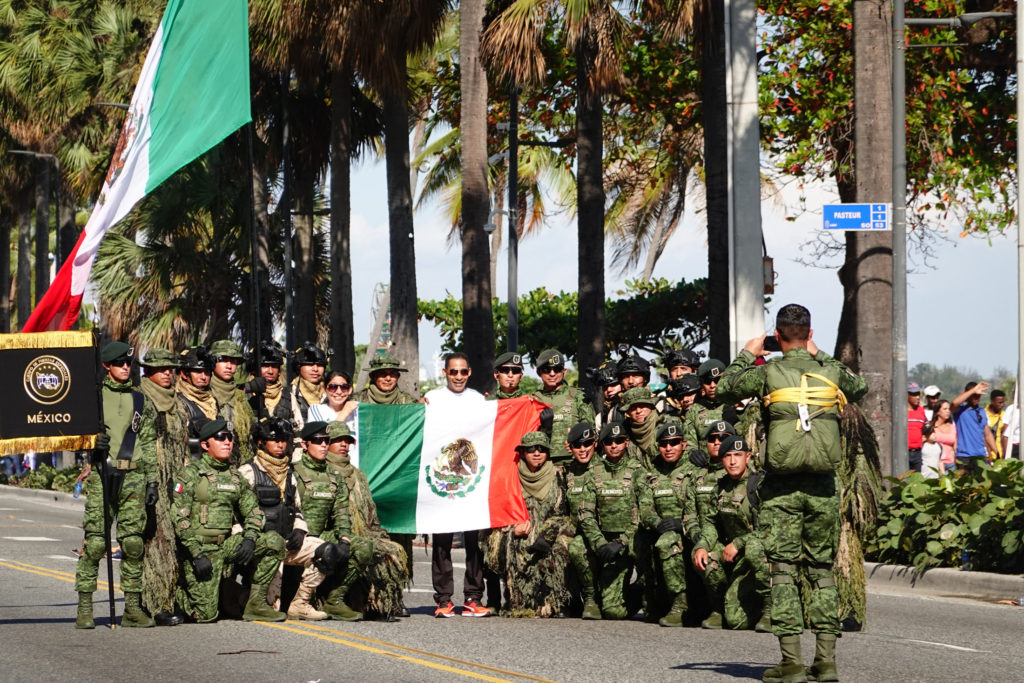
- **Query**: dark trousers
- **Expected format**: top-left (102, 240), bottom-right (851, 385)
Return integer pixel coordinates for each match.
top-left (432, 530), bottom-right (484, 604)
top-left (908, 448), bottom-right (922, 472)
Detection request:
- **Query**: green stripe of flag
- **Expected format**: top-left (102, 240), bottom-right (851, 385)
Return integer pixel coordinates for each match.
top-left (358, 403), bottom-right (425, 534)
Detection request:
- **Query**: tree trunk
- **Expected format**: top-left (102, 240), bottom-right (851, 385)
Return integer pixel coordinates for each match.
top-left (251, 144), bottom-right (273, 342)
top-left (292, 131), bottom-right (317, 346)
top-left (35, 159), bottom-right (50, 305)
top-left (0, 207), bottom-right (10, 332)
top-left (17, 193), bottom-right (32, 329)
top-left (838, 0), bottom-right (894, 475)
top-left (384, 83), bottom-right (420, 396)
top-left (460, 0), bottom-right (495, 394)
top-left (489, 189), bottom-right (504, 299)
top-left (330, 68), bottom-right (356, 376)
top-left (702, 0), bottom-right (729, 363)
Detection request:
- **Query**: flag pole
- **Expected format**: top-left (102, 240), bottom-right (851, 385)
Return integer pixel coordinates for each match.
top-left (247, 123), bottom-right (263, 367)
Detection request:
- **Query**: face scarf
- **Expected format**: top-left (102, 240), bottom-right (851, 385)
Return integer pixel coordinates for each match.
top-left (518, 457), bottom-right (556, 501)
top-left (140, 376), bottom-right (176, 413)
top-left (627, 414), bottom-right (659, 453)
top-left (366, 383), bottom-right (402, 405)
top-left (210, 375), bottom-right (237, 407)
top-left (262, 376), bottom-right (283, 413)
top-left (293, 376), bottom-right (324, 409)
top-left (176, 377), bottom-right (217, 419)
top-left (255, 447), bottom-right (291, 494)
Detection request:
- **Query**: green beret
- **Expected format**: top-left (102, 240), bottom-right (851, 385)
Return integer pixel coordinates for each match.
top-left (698, 359), bottom-right (726, 381)
top-left (567, 422), bottom-right (596, 445)
top-left (619, 387), bottom-right (657, 412)
top-left (198, 418), bottom-right (228, 441)
top-left (535, 349), bottom-right (564, 369)
top-left (494, 352), bottom-right (524, 369)
top-left (327, 421), bottom-right (355, 441)
top-left (656, 422), bottom-right (684, 442)
top-left (704, 420), bottom-right (737, 440)
top-left (723, 436), bottom-right (750, 454)
top-left (599, 421), bottom-right (627, 442)
top-left (368, 353), bottom-right (407, 373)
top-left (209, 339), bottom-right (244, 360)
top-left (139, 348), bottom-right (178, 368)
top-left (518, 431), bottom-right (550, 449)
top-left (101, 341), bottom-right (134, 363)
top-left (300, 421), bottom-right (329, 440)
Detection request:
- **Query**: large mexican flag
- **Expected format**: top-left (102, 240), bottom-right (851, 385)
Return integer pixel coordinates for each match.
top-left (354, 396), bottom-right (546, 534)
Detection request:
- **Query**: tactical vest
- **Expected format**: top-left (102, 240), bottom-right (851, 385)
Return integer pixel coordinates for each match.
top-left (565, 462), bottom-right (591, 525)
top-left (647, 464), bottom-right (689, 519)
top-left (293, 462), bottom-right (339, 538)
top-left (591, 458), bottom-right (640, 533)
top-left (252, 465), bottom-right (297, 537)
top-left (192, 466), bottom-right (242, 539)
top-left (715, 474), bottom-right (755, 543)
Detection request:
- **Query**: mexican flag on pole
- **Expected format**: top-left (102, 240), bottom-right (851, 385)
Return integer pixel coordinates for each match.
top-left (23, 0), bottom-right (251, 332)
top-left (352, 396), bottom-right (547, 534)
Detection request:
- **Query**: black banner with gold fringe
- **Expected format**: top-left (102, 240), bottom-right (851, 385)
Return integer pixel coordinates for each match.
top-left (0, 331), bottom-right (102, 455)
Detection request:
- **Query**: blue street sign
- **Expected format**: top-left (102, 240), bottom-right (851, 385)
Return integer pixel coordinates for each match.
top-left (823, 203), bottom-right (891, 231)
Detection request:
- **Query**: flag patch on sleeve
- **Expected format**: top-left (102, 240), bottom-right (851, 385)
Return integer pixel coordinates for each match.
top-left (174, 482), bottom-right (183, 494)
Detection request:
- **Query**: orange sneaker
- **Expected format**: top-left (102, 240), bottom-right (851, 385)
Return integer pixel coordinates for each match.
top-left (461, 599), bottom-right (494, 617)
top-left (434, 601), bottom-right (456, 618)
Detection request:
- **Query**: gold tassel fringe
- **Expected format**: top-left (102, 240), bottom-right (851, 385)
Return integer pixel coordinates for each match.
top-left (0, 434), bottom-right (97, 457)
top-left (0, 331), bottom-right (95, 350)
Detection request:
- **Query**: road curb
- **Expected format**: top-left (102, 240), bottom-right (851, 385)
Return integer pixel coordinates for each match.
top-left (0, 484), bottom-right (84, 511)
top-left (866, 561), bottom-right (1024, 601)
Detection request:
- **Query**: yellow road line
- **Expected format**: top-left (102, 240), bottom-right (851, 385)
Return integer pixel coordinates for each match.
top-left (286, 620), bottom-right (558, 683)
top-left (257, 620), bottom-right (516, 682)
top-left (2, 559), bottom-right (120, 591)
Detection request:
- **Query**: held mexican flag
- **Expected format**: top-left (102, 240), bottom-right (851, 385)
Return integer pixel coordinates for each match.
top-left (23, 0), bottom-right (251, 332)
top-left (354, 396), bottom-right (547, 534)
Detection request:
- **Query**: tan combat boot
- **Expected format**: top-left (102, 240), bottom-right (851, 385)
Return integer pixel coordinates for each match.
top-left (76, 592), bottom-right (95, 629)
top-left (288, 582), bottom-right (328, 620)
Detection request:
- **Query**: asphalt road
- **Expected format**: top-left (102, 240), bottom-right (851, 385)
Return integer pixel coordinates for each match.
top-left (2, 488), bottom-right (1023, 683)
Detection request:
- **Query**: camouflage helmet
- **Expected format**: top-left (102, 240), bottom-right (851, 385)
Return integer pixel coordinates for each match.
top-left (209, 339), bottom-right (244, 361)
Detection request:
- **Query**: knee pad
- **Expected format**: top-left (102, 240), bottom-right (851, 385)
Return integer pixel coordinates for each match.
top-left (120, 535), bottom-right (144, 561)
top-left (264, 531), bottom-right (286, 554)
top-left (806, 565), bottom-right (835, 589)
top-left (84, 535), bottom-right (106, 561)
top-left (769, 561), bottom-right (797, 587)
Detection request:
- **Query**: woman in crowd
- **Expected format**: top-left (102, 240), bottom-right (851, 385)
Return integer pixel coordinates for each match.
top-left (308, 370), bottom-right (357, 425)
top-left (929, 400), bottom-right (956, 475)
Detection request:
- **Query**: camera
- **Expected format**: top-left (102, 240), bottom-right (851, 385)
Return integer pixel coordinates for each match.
top-left (763, 335), bottom-right (781, 353)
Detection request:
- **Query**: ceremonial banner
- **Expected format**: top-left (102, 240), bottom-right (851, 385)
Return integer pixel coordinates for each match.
top-left (22, 0), bottom-right (251, 332)
top-left (0, 332), bottom-right (101, 455)
top-left (355, 397), bottom-right (546, 534)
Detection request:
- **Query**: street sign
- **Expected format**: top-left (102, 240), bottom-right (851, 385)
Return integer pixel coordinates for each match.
top-left (823, 203), bottom-right (891, 231)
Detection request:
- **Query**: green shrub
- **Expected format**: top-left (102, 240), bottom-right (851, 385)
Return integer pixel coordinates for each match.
top-left (9, 464), bottom-right (84, 495)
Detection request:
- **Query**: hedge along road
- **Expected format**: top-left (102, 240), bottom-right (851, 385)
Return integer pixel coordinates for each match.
top-left (3, 487), bottom-right (1024, 682)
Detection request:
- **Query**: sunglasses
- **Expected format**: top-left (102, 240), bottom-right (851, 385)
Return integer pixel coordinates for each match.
top-left (540, 366), bottom-right (565, 374)
top-left (604, 436), bottom-right (628, 445)
top-left (522, 446), bottom-right (549, 454)
top-left (707, 435), bottom-right (727, 443)
top-left (307, 436), bottom-right (330, 445)
top-left (496, 366), bottom-right (523, 375)
top-left (326, 383), bottom-right (351, 392)
top-left (329, 437), bottom-right (353, 445)
top-left (659, 438), bottom-right (684, 447)
top-left (447, 368), bottom-right (470, 376)
top-left (574, 439), bottom-right (597, 449)
top-left (108, 359), bottom-right (131, 367)
top-left (210, 432), bottom-right (234, 442)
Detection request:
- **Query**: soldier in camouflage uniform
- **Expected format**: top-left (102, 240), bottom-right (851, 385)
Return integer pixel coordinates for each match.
top-left (532, 349), bottom-right (595, 465)
top-left (575, 422), bottom-right (644, 620)
top-left (693, 436), bottom-right (770, 632)
top-left (289, 342), bottom-right (327, 429)
top-left (592, 363), bottom-right (624, 431)
top-left (619, 387), bottom-right (663, 470)
top-left (617, 353), bottom-right (650, 390)
top-left (208, 340), bottom-right (255, 464)
top-left (659, 374), bottom-right (700, 420)
top-left (682, 359), bottom-right (727, 448)
top-left (662, 348), bottom-right (701, 379)
top-left (322, 421), bottom-right (409, 619)
top-left (75, 342), bottom-right (156, 629)
top-left (291, 421), bottom-right (372, 621)
top-left (717, 304), bottom-right (867, 683)
top-left (247, 341), bottom-right (296, 423)
top-left (491, 352), bottom-right (527, 399)
top-left (173, 419), bottom-right (286, 623)
top-left (635, 422), bottom-right (694, 627)
top-left (356, 353), bottom-right (417, 404)
top-left (175, 346), bottom-right (217, 459)
top-left (563, 423), bottom-right (599, 618)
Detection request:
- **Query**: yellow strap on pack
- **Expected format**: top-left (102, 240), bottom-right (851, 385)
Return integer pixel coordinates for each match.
top-left (763, 373), bottom-right (848, 431)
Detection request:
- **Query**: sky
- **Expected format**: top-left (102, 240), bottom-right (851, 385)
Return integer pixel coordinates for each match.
top-left (345, 156), bottom-right (1019, 381)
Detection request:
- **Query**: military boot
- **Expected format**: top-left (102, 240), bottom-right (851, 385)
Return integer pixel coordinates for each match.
top-left (806, 633), bottom-right (838, 682)
top-left (581, 590), bottom-right (601, 620)
top-left (120, 592), bottom-right (155, 628)
top-left (763, 635), bottom-right (807, 683)
top-left (658, 592), bottom-right (687, 627)
top-left (288, 583), bottom-right (328, 621)
top-left (323, 584), bottom-right (363, 622)
top-left (75, 592), bottom-right (95, 630)
top-left (755, 596), bottom-right (773, 633)
top-left (701, 610), bottom-right (724, 629)
top-left (243, 583), bottom-right (287, 622)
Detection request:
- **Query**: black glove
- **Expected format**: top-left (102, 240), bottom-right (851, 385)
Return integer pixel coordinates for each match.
top-left (597, 540), bottom-right (624, 563)
top-left (286, 528), bottom-right (307, 553)
top-left (657, 518), bottom-right (683, 535)
top-left (538, 407), bottom-right (554, 432)
top-left (527, 537), bottom-right (552, 556)
top-left (144, 482), bottom-right (159, 507)
top-left (92, 433), bottom-right (111, 463)
top-left (689, 449), bottom-right (708, 469)
top-left (336, 539), bottom-right (351, 565)
top-left (192, 554), bottom-right (213, 581)
top-left (243, 377), bottom-right (267, 394)
top-left (234, 537), bottom-right (256, 566)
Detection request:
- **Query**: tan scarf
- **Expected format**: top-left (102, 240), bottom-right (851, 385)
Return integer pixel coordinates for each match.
top-left (366, 384), bottom-right (402, 405)
top-left (262, 376), bottom-right (283, 413)
top-left (176, 379), bottom-right (217, 419)
top-left (628, 415), bottom-right (659, 453)
top-left (140, 377), bottom-right (176, 413)
top-left (293, 376), bottom-right (324, 410)
top-left (210, 375), bottom-right (237, 408)
top-left (518, 458), bottom-right (556, 501)
top-left (326, 452), bottom-right (354, 479)
top-left (255, 447), bottom-right (291, 494)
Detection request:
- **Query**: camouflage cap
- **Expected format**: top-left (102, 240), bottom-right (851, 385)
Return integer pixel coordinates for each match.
top-left (209, 339), bottom-right (244, 360)
top-left (535, 349), bottom-right (564, 369)
top-left (101, 341), bottom-right (134, 363)
top-left (367, 353), bottom-right (407, 373)
top-left (198, 418), bottom-right (228, 441)
top-left (567, 422), bottom-right (596, 445)
top-left (139, 348), bottom-right (179, 368)
top-left (619, 387), bottom-right (657, 412)
top-left (327, 421), bottom-right (355, 442)
top-left (599, 421), bottom-right (628, 443)
top-left (518, 431), bottom-right (550, 449)
top-left (494, 352), bottom-right (524, 369)
top-left (704, 420), bottom-right (737, 440)
top-left (300, 421), bottom-right (330, 440)
top-left (656, 422), bottom-right (684, 442)
top-left (698, 359), bottom-right (726, 381)
top-left (722, 436), bottom-right (750, 454)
